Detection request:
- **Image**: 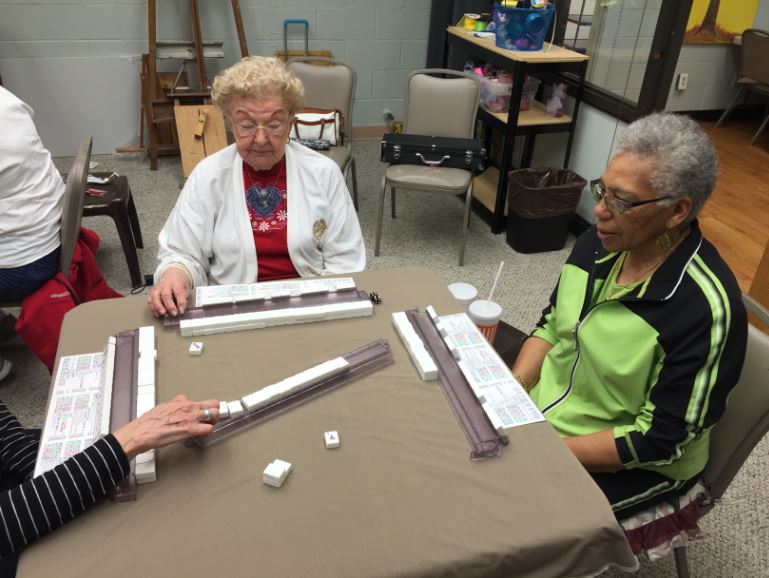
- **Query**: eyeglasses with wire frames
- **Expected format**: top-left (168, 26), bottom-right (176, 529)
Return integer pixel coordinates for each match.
top-left (591, 180), bottom-right (672, 215)
top-left (232, 120), bottom-right (288, 139)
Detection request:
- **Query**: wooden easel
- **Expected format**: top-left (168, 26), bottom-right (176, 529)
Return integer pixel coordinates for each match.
top-left (141, 0), bottom-right (248, 169)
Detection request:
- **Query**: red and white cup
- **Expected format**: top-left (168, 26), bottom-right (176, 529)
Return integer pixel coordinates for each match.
top-left (468, 300), bottom-right (502, 343)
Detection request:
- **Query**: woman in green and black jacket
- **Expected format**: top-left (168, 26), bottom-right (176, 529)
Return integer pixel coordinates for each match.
top-left (512, 112), bottom-right (747, 520)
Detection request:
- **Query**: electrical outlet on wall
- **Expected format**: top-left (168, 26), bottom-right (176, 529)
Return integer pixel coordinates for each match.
top-left (676, 73), bottom-right (689, 91)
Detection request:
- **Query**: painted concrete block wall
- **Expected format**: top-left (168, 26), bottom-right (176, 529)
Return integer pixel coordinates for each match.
top-left (666, 43), bottom-right (739, 112)
top-left (757, 2), bottom-right (769, 28)
top-left (0, 0), bottom-right (431, 154)
top-left (1, 56), bottom-right (141, 158)
top-left (667, 1), bottom-right (769, 112)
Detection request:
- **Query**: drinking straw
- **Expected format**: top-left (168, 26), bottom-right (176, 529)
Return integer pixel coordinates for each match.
top-left (487, 261), bottom-right (505, 303)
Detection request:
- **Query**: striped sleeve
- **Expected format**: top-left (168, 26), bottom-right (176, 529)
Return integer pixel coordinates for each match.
top-left (0, 434), bottom-right (129, 558)
top-left (0, 403), bottom-right (40, 480)
top-left (613, 257), bottom-right (748, 469)
top-left (532, 281), bottom-right (561, 346)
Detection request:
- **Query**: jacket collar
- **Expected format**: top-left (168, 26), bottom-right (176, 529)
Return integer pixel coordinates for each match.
top-left (590, 220), bottom-right (703, 302)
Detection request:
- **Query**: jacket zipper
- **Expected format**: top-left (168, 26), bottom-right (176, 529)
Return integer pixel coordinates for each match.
top-left (542, 250), bottom-right (606, 414)
top-left (541, 234), bottom-right (694, 414)
top-left (541, 304), bottom-right (607, 414)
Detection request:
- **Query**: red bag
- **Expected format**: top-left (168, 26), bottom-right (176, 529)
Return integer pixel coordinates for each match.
top-left (15, 228), bottom-right (123, 371)
top-left (67, 228), bottom-right (123, 302)
top-left (14, 274), bottom-right (79, 371)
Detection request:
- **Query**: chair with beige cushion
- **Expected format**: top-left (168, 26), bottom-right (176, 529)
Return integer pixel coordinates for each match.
top-left (0, 136), bottom-right (92, 309)
top-left (716, 28), bottom-right (769, 145)
top-left (502, 293), bottom-right (769, 575)
top-left (671, 294), bottom-right (769, 577)
top-left (375, 69), bottom-right (482, 266)
top-left (285, 57), bottom-right (358, 209)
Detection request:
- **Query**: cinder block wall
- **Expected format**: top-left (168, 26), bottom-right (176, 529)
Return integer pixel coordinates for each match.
top-left (0, 0), bottom-right (431, 153)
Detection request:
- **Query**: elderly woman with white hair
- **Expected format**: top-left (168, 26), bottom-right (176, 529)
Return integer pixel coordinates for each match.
top-left (512, 112), bottom-right (747, 522)
top-left (149, 56), bottom-right (365, 317)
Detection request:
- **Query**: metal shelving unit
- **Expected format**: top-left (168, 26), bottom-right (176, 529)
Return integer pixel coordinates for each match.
top-left (445, 26), bottom-right (589, 233)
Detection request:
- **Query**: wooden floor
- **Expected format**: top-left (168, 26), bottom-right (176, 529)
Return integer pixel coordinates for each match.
top-left (698, 119), bottom-right (769, 292)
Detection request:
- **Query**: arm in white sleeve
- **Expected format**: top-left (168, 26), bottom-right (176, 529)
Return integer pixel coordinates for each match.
top-left (318, 165), bottom-right (365, 275)
top-left (154, 168), bottom-right (215, 288)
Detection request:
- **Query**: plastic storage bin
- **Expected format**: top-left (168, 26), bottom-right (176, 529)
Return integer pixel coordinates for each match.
top-left (480, 75), bottom-right (540, 113)
top-left (506, 167), bottom-right (586, 253)
top-left (493, 3), bottom-right (555, 51)
top-left (480, 76), bottom-right (513, 112)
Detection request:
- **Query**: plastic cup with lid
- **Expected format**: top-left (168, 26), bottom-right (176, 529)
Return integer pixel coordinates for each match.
top-left (467, 300), bottom-right (503, 343)
top-left (447, 282), bottom-right (478, 310)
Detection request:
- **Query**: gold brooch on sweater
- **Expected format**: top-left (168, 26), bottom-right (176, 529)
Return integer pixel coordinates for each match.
top-left (313, 219), bottom-right (327, 241)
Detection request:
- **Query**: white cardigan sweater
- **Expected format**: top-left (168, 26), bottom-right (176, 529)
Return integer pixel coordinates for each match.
top-left (155, 141), bottom-right (365, 287)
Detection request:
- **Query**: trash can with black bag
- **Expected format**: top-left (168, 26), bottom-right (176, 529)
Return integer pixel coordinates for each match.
top-left (506, 167), bottom-right (587, 253)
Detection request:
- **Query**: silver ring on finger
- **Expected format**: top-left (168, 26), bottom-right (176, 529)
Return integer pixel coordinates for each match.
top-left (202, 408), bottom-right (213, 423)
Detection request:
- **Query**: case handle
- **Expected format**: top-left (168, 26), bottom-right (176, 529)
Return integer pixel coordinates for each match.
top-left (415, 153), bottom-right (451, 167)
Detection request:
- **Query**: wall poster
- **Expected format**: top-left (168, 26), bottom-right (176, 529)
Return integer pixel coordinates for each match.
top-left (684, 0), bottom-right (760, 44)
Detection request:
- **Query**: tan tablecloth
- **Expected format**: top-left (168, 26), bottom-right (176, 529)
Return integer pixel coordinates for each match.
top-left (18, 267), bottom-right (636, 578)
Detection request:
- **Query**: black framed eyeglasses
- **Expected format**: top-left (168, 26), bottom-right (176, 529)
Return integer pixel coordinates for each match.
top-left (591, 181), bottom-right (672, 215)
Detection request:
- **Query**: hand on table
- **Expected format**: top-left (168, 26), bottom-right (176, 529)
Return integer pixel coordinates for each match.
top-left (148, 268), bottom-right (191, 317)
top-left (113, 395), bottom-right (219, 461)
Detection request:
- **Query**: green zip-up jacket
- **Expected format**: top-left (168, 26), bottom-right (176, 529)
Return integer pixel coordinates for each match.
top-left (530, 222), bottom-right (747, 481)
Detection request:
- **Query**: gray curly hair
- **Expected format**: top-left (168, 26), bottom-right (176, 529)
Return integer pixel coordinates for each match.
top-left (211, 56), bottom-right (305, 115)
top-left (613, 112), bottom-right (718, 223)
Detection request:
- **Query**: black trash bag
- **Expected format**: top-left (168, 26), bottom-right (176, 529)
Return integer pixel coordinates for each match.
top-left (506, 167), bottom-right (587, 253)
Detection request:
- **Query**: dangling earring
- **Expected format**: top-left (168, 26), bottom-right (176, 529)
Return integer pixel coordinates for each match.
top-left (656, 231), bottom-right (671, 251)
